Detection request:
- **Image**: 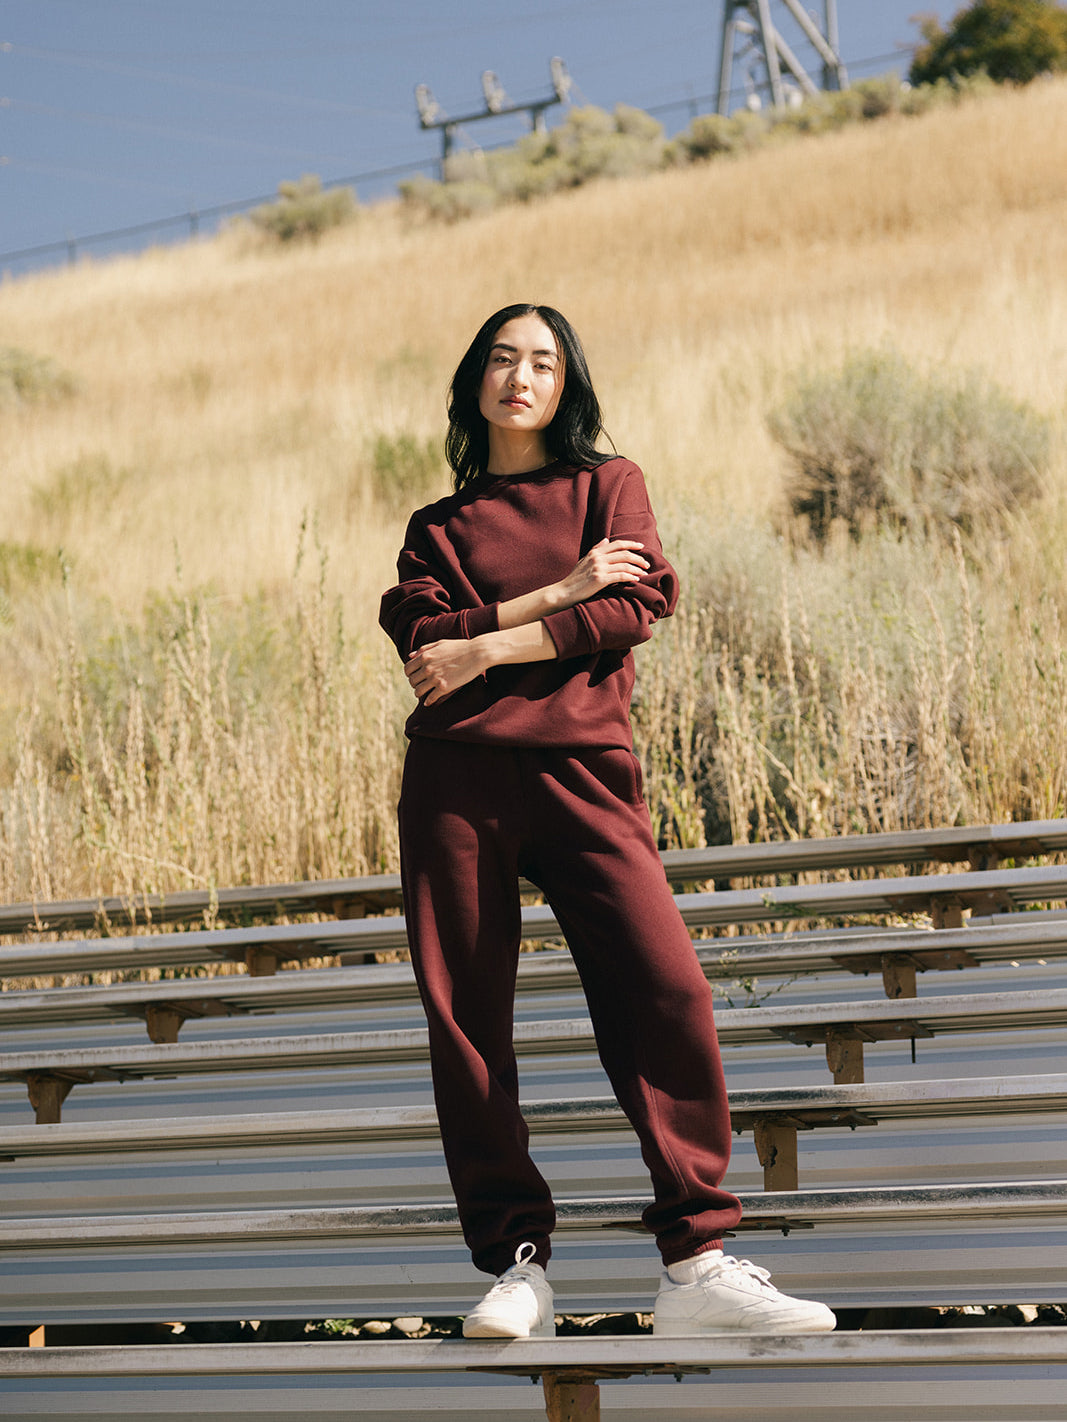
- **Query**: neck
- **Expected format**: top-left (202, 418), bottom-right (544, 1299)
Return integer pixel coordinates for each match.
top-left (486, 429), bottom-right (552, 478)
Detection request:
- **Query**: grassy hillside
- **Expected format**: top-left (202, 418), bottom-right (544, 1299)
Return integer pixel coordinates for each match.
top-left (2, 77), bottom-right (1066, 907)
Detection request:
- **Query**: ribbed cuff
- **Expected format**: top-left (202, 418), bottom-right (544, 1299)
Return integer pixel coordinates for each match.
top-left (461, 603), bottom-right (501, 639)
top-left (542, 606), bottom-right (593, 659)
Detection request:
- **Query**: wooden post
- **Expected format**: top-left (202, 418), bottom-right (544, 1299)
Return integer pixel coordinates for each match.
top-left (27, 1074), bottom-right (75, 1125)
top-left (245, 945), bottom-right (280, 977)
top-left (931, 899), bottom-right (965, 930)
top-left (332, 897), bottom-right (367, 921)
top-left (881, 954), bottom-right (918, 1000)
top-left (543, 1373), bottom-right (601, 1422)
top-left (753, 1118), bottom-right (800, 1190)
top-left (825, 1027), bottom-right (864, 1084)
top-left (145, 1004), bottom-right (186, 1044)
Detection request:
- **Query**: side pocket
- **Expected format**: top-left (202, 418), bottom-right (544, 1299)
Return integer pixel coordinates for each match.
top-left (629, 751), bottom-right (645, 805)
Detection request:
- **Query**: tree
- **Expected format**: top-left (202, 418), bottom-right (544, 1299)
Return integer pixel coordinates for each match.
top-left (910, 0), bottom-right (1067, 86)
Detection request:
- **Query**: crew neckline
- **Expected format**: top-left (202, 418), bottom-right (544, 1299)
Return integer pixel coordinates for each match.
top-left (483, 458), bottom-right (563, 481)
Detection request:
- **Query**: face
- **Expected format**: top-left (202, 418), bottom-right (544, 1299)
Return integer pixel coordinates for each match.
top-left (477, 314), bottom-right (564, 437)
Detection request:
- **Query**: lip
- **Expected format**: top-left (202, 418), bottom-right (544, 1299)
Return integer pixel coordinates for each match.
top-left (502, 396), bottom-right (531, 408)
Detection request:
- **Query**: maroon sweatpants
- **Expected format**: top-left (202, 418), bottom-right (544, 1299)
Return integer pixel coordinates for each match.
top-left (398, 737), bottom-right (742, 1277)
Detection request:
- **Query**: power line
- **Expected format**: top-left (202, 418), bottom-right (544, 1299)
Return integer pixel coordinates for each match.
top-left (0, 48), bottom-right (921, 274)
top-left (0, 157), bottom-right (436, 267)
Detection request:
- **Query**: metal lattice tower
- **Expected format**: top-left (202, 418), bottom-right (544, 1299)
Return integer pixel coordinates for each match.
top-left (717, 1), bottom-right (848, 114)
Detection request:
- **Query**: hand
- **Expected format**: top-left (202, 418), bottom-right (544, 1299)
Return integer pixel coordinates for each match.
top-left (405, 638), bottom-right (486, 706)
top-left (555, 538), bottom-right (650, 609)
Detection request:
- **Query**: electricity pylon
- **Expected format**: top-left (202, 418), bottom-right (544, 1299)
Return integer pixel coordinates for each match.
top-left (416, 59), bottom-right (571, 169)
top-left (717, 0), bottom-right (848, 114)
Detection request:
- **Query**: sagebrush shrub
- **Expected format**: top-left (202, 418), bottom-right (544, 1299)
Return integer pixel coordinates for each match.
top-left (370, 433), bottom-right (448, 513)
top-left (769, 350), bottom-right (1050, 542)
top-left (246, 174), bottom-right (357, 242)
top-left (400, 104), bottom-right (665, 220)
top-left (0, 346), bottom-right (77, 407)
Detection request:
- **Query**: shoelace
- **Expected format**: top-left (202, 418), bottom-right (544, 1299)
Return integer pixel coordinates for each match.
top-left (489, 1268), bottom-right (537, 1298)
top-left (718, 1256), bottom-right (776, 1293)
top-left (488, 1241), bottom-right (540, 1296)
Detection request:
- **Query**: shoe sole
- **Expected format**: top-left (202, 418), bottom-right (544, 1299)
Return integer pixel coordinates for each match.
top-left (462, 1319), bottom-right (556, 1339)
top-left (653, 1317), bottom-right (836, 1337)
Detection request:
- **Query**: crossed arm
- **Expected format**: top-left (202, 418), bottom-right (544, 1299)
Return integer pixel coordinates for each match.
top-left (404, 538), bottom-right (649, 706)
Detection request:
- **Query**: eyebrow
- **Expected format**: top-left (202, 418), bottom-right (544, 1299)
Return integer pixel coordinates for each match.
top-left (490, 342), bottom-right (558, 359)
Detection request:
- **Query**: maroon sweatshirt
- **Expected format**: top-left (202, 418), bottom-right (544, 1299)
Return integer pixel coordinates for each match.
top-left (379, 456), bottom-right (678, 748)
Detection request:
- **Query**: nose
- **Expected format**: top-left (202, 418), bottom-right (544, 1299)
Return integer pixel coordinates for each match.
top-left (508, 362), bottom-right (531, 389)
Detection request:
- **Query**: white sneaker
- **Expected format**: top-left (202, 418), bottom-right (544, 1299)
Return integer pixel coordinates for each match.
top-left (462, 1242), bottom-right (556, 1339)
top-left (653, 1253), bottom-right (836, 1336)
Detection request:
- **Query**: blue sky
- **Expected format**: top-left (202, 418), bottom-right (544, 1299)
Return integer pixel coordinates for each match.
top-left (2, 1), bottom-right (957, 271)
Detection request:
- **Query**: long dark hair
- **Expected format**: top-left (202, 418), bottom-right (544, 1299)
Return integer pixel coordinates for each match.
top-left (445, 304), bottom-right (612, 491)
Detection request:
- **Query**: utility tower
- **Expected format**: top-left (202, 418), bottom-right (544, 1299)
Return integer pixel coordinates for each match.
top-left (416, 59), bottom-right (571, 172)
top-left (717, 1), bottom-right (848, 114)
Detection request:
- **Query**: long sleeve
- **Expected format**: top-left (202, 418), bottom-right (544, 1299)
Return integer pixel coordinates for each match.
top-left (540, 466), bottom-right (678, 658)
top-left (379, 457), bottom-right (677, 749)
top-left (379, 516), bottom-right (501, 661)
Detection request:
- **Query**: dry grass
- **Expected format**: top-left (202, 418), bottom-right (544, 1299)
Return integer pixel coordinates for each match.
top-left (2, 77), bottom-right (1066, 903)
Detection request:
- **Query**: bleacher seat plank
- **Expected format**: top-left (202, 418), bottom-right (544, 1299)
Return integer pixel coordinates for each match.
top-left (3, 818), bottom-right (1064, 939)
top-left (3, 1332), bottom-right (1066, 1422)
top-left (2, 1327), bottom-right (1066, 1378)
top-left (2, 917), bottom-right (1067, 1043)
top-left (2, 1181), bottom-right (1065, 1252)
top-left (3, 1074), bottom-right (1066, 1159)
top-left (4, 864), bottom-right (1067, 992)
top-left (5, 987), bottom-right (1067, 1104)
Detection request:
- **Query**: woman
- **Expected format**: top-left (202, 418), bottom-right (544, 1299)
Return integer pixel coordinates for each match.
top-left (379, 303), bottom-right (835, 1339)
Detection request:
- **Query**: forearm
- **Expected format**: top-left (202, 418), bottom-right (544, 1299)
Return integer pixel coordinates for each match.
top-left (496, 537), bottom-right (650, 631)
top-left (474, 619), bottom-right (558, 668)
top-left (496, 585), bottom-right (565, 630)
top-left (404, 621), bottom-right (556, 705)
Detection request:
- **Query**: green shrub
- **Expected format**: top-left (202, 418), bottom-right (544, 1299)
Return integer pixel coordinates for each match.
top-left (397, 166), bottom-right (501, 223)
top-left (247, 174), bottom-right (357, 242)
top-left (402, 72), bottom-right (1005, 223)
top-left (910, 0), bottom-right (1067, 87)
top-left (400, 105), bottom-right (666, 221)
top-left (666, 108), bottom-right (769, 161)
top-left (0, 347), bottom-right (77, 408)
top-left (31, 455), bottom-right (133, 525)
top-left (0, 542), bottom-right (60, 596)
top-left (370, 433), bottom-right (448, 513)
top-left (769, 350), bottom-right (1051, 542)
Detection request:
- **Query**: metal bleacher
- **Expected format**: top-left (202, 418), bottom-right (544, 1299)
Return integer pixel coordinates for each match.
top-left (2, 819), bottom-right (1067, 1420)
